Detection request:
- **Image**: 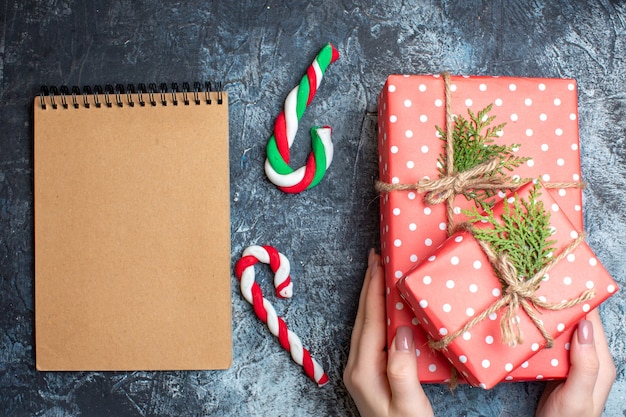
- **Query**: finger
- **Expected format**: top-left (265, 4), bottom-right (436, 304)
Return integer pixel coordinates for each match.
top-left (356, 250), bottom-right (387, 360)
top-left (560, 319), bottom-right (600, 402)
top-left (344, 250), bottom-right (390, 416)
top-left (586, 310), bottom-right (616, 411)
top-left (388, 326), bottom-right (433, 416)
top-left (346, 249), bottom-right (383, 370)
top-left (350, 249), bottom-right (378, 346)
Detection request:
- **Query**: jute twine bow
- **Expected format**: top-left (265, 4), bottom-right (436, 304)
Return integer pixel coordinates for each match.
top-left (428, 222), bottom-right (596, 351)
top-left (375, 157), bottom-right (522, 205)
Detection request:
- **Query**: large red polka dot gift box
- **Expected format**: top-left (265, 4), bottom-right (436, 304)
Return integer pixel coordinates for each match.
top-left (395, 182), bottom-right (618, 389)
top-left (377, 74), bottom-right (592, 384)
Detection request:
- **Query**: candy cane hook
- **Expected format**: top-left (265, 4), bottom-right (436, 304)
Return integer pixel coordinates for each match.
top-left (265, 43), bottom-right (340, 193)
top-left (234, 245), bottom-right (329, 387)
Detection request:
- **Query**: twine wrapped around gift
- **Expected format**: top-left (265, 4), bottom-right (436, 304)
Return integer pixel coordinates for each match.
top-left (375, 72), bottom-right (585, 235)
top-left (428, 222), bottom-right (596, 351)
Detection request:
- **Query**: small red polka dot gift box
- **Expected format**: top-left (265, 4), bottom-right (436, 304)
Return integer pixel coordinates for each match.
top-left (395, 182), bottom-right (618, 389)
top-left (378, 74), bottom-right (593, 384)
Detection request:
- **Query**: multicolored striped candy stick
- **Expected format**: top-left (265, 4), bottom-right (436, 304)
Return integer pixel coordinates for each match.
top-left (265, 43), bottom-right (340, 193)
top-left (234, 245), bottom-right (330, 387)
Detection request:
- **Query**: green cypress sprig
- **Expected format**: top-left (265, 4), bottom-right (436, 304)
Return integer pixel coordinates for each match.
top-left (465, 183), bottom-right (557, 284)
top-left (437, 103), bottom-right (530, 207)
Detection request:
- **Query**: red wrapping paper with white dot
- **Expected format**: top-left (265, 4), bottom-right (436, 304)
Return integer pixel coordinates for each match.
top-left (396, 182), bottom-right (618, 389)
top-left (378, 74), bottom-right (595, 383)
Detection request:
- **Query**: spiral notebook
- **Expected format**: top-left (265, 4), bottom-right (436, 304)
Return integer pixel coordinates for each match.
top-left (34, 83), bottom-right (231, 371)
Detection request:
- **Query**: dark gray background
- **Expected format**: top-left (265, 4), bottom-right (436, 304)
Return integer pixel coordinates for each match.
top-left (1, 1), bottom-right (625, 416)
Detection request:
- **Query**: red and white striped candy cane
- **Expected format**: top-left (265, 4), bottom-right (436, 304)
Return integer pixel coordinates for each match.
top-left (234, 245), bottom-right (329, 387)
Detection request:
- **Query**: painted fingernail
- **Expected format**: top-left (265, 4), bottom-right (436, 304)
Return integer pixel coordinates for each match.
top-left (578, 320), bottom-right (594, 345)
top-left (368, 248), bottom-right (380, 267)
top-left (395, 326), bottom-right (413, 352)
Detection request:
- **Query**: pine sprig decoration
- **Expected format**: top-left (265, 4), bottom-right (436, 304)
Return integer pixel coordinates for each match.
top-left (465, 183), bottom-right (557, 286)
top-left (437, 103), bottom-right (530, 207)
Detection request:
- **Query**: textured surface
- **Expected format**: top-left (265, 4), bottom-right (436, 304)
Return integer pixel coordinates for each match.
top-left (0, 1), bottom-right (625, 416)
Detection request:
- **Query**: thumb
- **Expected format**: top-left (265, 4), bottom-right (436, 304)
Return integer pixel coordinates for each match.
top-left (561, 320), bottom-right (600, 400)
top-left (387, 326), bottom-right (432, 415)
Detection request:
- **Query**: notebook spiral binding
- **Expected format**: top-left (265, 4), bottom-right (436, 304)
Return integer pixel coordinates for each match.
top-left (39, 81), bottom-right (224, 110)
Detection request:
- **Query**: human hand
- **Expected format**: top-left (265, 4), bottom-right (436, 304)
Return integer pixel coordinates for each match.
top-left (344, 249), bottom-right (434, 417)
top-left (535, 309), bottom-right (616, 417)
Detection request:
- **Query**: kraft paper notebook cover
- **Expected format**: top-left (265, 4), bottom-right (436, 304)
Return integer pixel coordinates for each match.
top-left (34, 83), bottom-right (231, 371)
